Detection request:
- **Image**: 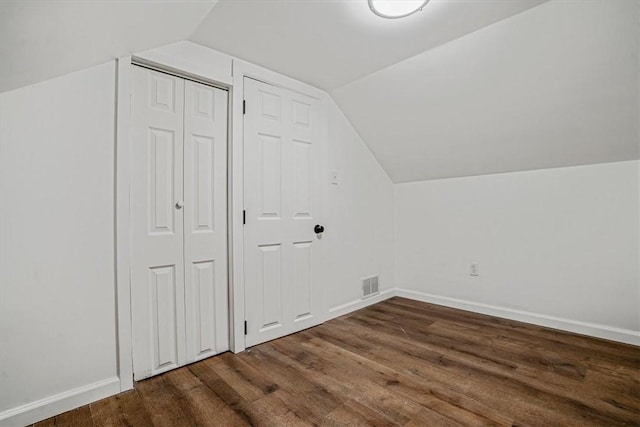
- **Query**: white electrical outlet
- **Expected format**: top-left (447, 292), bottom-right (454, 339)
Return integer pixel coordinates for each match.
top-left (470, 262), bottom-right (479, 276)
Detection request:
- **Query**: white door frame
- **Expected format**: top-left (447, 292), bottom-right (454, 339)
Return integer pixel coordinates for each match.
top-left (115, 55), bottom-right (328, 392)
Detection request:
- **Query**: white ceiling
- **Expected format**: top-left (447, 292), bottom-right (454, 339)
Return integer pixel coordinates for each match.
top-left (191, 0), bottom-right (548, 91)
top-left (333, 0), bottom-right (640, 182)
top-left (0, 0), bottom-right (217, 93)
top-left (2, 0), bottom-right (637, 183)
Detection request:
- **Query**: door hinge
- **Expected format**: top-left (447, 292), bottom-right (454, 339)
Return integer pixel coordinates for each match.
top-left (244, 321), bottom-right (248, 335)
top-left (243, 100), bottom-right (246, 115)
top-left (243, 210), bottom-right (246, 225)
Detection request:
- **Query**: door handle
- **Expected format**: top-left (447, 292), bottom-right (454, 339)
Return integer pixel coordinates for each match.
top-left (314, 224), bottom-right (325, 234)
top-left (175, 201), bottom-right (184, 209)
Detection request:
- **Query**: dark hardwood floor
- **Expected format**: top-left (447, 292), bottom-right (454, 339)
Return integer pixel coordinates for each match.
top-left (34, 297), bottom-right (640, 426)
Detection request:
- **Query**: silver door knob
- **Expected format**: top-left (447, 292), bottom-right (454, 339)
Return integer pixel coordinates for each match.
top-left (175, 201), bottom-right (184, 209)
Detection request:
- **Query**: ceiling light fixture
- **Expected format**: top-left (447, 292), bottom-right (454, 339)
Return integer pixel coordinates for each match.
top-left (368, 0), bottom-right (430, 19)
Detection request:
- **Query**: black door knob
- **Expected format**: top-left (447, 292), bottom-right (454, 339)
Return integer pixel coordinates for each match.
top-left (314, 224), bottom-right (325, 234)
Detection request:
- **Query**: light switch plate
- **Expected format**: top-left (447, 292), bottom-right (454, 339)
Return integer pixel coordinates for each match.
top-left (470, 262), bottom-right (479, 276)
top-left (330, 170), bottom-right (339, 185)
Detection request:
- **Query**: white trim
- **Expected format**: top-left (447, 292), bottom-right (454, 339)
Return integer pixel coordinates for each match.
top-left (232, 59), bottom-right (326, 101)
top-left (229, 59), bottom-right (330, 353)
top-left (328, 289), bottom-right (397, 318)
top-left (396, 288), bottom-right (640, 346)
top-left (229, 61), bottom-right (245, 353)
top-left (131, 56), bottom-right (229, 91)
top-left (115, 56), bottom-right (134, 392)
top-left (0, 377), bottom-right (120, 427)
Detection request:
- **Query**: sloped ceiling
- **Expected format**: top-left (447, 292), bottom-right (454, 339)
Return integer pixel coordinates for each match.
top-left (2, 0), bottom-right (637, 182)
top-left (0, 0), bottom-right (217, 93)
top-left (191, 0), bottom-right (548, 91)
top-left (332, 0), bottom-right (640, 182)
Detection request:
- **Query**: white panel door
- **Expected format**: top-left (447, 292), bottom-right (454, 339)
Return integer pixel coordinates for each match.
top-left (131, 66), bottom-right (229, 380)
top-left (183, 80), bottom-right (229, 362)
top-left (131, 67), bottom-right (186, 380)
top-left (243, 77), bottom-right (325, 347)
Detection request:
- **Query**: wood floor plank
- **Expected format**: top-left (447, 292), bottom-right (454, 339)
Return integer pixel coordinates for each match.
top-left (89, 396), bottom-right (123, 427)
top-left (135, 375), bottom-right (197, 427)
top-left (111, 389), bottom-right (154, 427)
top-left (163, 367), bottom-right (250, 426)
top-left (320, 399), bottom-right (397, 427)
top-left (34, 297), bottom-right (640, 426)
top-left (50, 406), bottom-right (93, 427)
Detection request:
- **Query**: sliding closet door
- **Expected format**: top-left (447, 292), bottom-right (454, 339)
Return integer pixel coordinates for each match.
top-left (183, 81), bottom-right (229, 362)
top-left (130, 66), bottom-right (229, 380)
top-left (131, 67), bottom-right (187, 380)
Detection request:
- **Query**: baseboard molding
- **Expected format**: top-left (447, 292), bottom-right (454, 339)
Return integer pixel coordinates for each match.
top-left (0, 376), bottom-right (120, 427)
top-left (396, 289), bottom-right (640, 346)
top-left (328, 288), bottom-right (396, 319)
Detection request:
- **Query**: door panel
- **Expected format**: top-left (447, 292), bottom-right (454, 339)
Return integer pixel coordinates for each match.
top-left (131, 67), bottom-right (229, 380)
top-left (258, 243), bottom-right (284, 332)
top-left (293, 241), bottom-right (312, 321)
top-left (192, 260), bottom-right (216, 356)
top-left (149, 265), bottom-right (179, 370)
top-left (244, 77), bottom-right (324, 347)
top-left (183, 80), bottom-right (229, 363)
top-left (131, 67), bottom-right (186, 380)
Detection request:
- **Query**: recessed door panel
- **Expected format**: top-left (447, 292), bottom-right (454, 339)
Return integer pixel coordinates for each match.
top-left (293, 140), bottom-right (311, 218)
top-left (259, 134), bottom-right (282, 218)
top-left (293, 242), bottom-right (312, 321)
top-left (192, 135), bottom-right (215, 232)
top-left (260, 90), bottom-right (281, 120)
top-left (259, 244), bottom-right (283, 330)
top-left (150, 73), bottom-right (176, 112)
top-left (149, 128), bottom-right (176, 234)
top-left (149, 265), bottom-right (178, 370)
top-left (192, 260), bottom-right (216, 356)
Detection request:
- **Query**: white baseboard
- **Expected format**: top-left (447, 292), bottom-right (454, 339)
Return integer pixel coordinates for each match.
top-left (328, 288), bottom-right (396, 319)
top-left (0, 376), bottom-right (120, 427)
top-left (396, 289), bottom-right (640, 346)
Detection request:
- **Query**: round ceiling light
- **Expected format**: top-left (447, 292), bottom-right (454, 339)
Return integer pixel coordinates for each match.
top-left (368, 0), bottom-right (430, 19)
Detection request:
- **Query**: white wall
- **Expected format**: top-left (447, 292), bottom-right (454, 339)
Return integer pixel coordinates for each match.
top-left (395, 161), bottom-right (640, 343)
top-left (0, 62), bottom-right (120, 423)
top-left (134, 41), bottom-right (232, 86)
top-left (324, 99), bottom-right (395, 312)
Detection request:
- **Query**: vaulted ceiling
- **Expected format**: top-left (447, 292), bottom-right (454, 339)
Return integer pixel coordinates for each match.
top-left (191, 0), bottom-right (547, 91)
top-left (0, 0), bottom-right (217, 93)
top-left (332, 0), bottom-right (640, 181)
top-left (2, 0), bottom-right (638, 182)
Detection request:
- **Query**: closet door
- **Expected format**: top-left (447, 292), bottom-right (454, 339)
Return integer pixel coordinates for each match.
top-left (183, 81), bottom-right (229, 362)
top-left (131, 66), bottom-right (187, 380)
top-left (130, 66), bottom-right (229, 381)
